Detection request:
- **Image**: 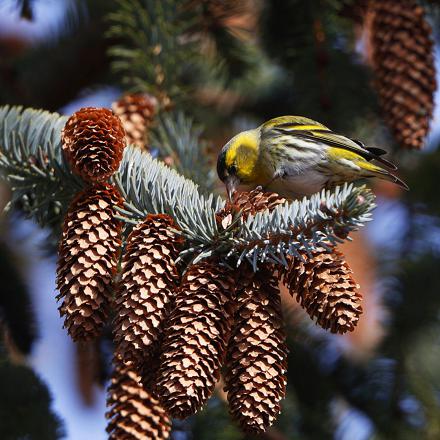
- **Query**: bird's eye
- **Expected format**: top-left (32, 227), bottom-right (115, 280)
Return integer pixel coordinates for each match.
top-left (229, 164), bottom-right (237, 175)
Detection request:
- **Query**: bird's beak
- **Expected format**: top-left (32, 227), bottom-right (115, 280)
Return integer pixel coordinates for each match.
top-left (225, 175), bottom-right (239, 201)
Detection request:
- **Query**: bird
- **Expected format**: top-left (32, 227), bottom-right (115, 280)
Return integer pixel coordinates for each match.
top-left (217, 115), bottom-right (408, 199)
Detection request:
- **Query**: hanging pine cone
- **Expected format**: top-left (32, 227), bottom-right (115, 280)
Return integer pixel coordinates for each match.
top-left (112, 94), bottom-right (158, 151)
top-left (223, 264), bottom-right (288, 434)
top-left (113, 214), bottom-right (183, 385)
top-left (106, 360), bottom-right (171, 440)
top-left (56, 183), bottom-right (122, 341)
top-left (368, 0), bottom-right (436, 149)
top-left (155, 260), bottom-right (236, 418)
top-left (280, 248), bottom-right (362, 334)
top-left (62, 107), bottom-right (126, 182)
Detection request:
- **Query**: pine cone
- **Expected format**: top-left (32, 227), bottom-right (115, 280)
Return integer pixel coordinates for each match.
top-left (155, 260), bottom-right (236, 418)
top-left (224, 264), bottom-right (288, 434)
top-left (106, 360), bottom-right (171, 440)
top-left (217, 189), bottom-right (286, 229)
top-left (112, 94), bottom-right (158, 151)
top-left (113, 214), bottom-right (183, 384)
top-left (56, 183), bottom-right (122, 341)
top-left (232, 189), bottom-right (286, 217)
top-left (62, 107), bottom-right (126, 182)
top-left (280, 248), bottom-right (362, 334)
top-left (369, 0), bottom-right (436, 149)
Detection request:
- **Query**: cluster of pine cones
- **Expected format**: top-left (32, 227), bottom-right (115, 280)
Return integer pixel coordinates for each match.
top-left (54, 0), bottom-right (438, 434)
top-left (56, 105), bottom-right (363, 438)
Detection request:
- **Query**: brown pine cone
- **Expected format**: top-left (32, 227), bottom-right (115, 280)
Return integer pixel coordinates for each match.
top-left (224, 264), bottom-right (288, 434)
top-left (62, 107), bottom-right (126, 182)
top-left (106, 360), bottom-right (171, 440)
top-left (231, 189), bottom-right (286, 217)
top-left (280, 248), bottom-right (362, 334)
top-left (56, 183), bottom-right (122, 341)
top-left (368, 0), bottom-right (436, 149)
top-left (113, 214), bottom-right (183, 385)
top-left (155, 260), bottom-right (236, 418)
top-left (217, 189), bottom-right (286, 229)
top-left (112, 93), bottom-right (158, 151)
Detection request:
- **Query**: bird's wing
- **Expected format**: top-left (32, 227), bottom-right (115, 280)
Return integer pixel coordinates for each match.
top-left (264, 118), bottom-right (397, 170)
top-left (262, 115), bottom-right (329, 132)
top-left (305, 131), bottom-right (397, 170)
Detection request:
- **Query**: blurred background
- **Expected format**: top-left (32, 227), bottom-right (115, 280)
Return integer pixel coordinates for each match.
top-left (0, 0), bottom-right (440, 439)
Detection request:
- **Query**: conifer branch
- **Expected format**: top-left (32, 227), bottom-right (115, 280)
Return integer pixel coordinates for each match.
top-left (150, 111), bottom-right (215, 192)
top-left (106, 0), bottom-right (263, 110)
top-left (107, 0), bottom-right (195, 105)
top-left (0, 105), bottom-right (376, 268)
top-left (0, 106), bottom-right (81, 229)
top-left (114, 146), bottom-right (224, 246)
top-left (227, 184), bottom-right (375, 268)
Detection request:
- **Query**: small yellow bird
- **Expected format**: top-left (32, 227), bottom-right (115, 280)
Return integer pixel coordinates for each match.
top-left (217, 116), bottom-right (408, 199)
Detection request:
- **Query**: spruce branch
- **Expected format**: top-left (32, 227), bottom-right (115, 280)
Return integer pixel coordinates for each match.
top-left (115, 147), bottom-right (375, 267)
top-left (107, 0), bottom-right (196, 105)
top-left (0, 106), bottom-right (81, 230)
top-left (114, 146), bottom-right (224, 247)
top-left (0, 105), bottom-right (376, 269)
top-left (184, 0), bottom-right (263, 89)
top-left (150, 111), bottom-right (215, 192)
top-left (107, 0), bottom-right (263, 110)
top-left (225, 185), bottom-right (376, 268)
